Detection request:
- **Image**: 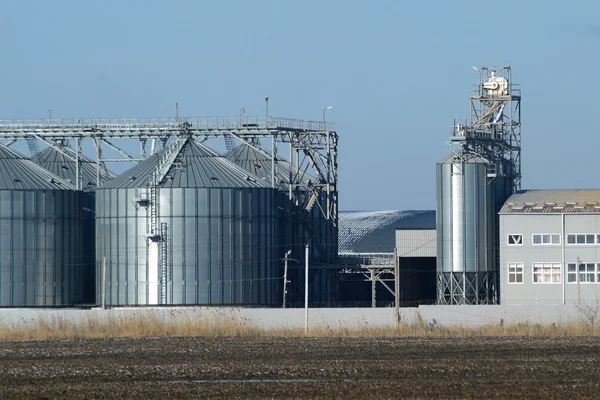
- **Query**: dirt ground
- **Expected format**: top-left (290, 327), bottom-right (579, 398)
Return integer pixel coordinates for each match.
top-left (0, 336), bottom-right (599, 399)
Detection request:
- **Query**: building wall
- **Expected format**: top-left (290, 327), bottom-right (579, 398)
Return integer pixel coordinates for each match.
top-left (396, 229), bottom-right (436, 258)
top-left (500, 213), bottom-right (600, 305)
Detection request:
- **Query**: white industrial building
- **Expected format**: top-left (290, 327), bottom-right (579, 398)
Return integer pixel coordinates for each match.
top-left (500, 190), bottom-right (600, 305)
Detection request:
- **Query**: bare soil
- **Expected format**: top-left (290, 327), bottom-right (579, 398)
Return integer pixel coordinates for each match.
top-left (0, 336), bottom-right (599, 399)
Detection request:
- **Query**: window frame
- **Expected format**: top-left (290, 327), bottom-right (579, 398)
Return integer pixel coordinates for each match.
top-left (567, 233), bottom-right (596, 245)
top-left (532, 262), bottom-right (562, 284)
top-left (507, 234), bottom-right (523, 246)
top-left (508, 262), bottom-right (524, 284)
top-left (567, 262), bottom-right (597, 284)
top-left (532, 233), bottom-right (561, 246)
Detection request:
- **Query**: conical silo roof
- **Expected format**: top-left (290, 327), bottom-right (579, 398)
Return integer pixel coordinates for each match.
top-left (32, 146), bottom-right (114, 190)
top-left (225, 143), bottom-right (314, 189)
top-left (437, 153), bottom-right (490, 165)
top-left (0, 144), bottom-right (75, 190)
top-left (100, 138), bottom-right (271, 189)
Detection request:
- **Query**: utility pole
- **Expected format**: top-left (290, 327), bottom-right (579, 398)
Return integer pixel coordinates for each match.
top-left (283, 250), bottom-right (291, 308)
top-left (102, 256), bottom-right (107, 310)
top-left (305, 244), bottom-right (309, 334)
top-left (577, 256), bottom-right (581, 305)
top-left (394, 247), bottom-right (400, 328)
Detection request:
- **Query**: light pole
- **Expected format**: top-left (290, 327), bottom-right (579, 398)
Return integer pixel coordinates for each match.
top-left (305, 243), bottom-right (309, 334)
top-left (323, 106), bottom-right (333, 220)
top-left (265, 96), bottom-right (269, 119)
top-left (48, 109), bottom-right (52, 120)
top-left (323, 105), bottom-right (333, 132)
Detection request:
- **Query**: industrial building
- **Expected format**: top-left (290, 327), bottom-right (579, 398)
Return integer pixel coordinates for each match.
top-left (500, 190), bottom-right (600, 305)
top-left (338, 210), bottom-right (436, 306)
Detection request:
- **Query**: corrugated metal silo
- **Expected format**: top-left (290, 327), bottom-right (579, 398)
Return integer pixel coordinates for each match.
top-left (0, 144), bottom-right (87, 306)
top-left (32, 145), bottom-right (114, 304)
top-left (96, 138), bottom-right (278, 305)
top-left (436, 154), bottom-right (510, 304)
top-left (225, 144), bottom-right (338, 303)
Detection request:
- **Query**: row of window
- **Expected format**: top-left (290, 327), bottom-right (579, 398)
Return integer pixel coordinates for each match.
top-left (508, 262), bottom-right (600, 284)
top-left (507, 234), bottom-right (600, 246)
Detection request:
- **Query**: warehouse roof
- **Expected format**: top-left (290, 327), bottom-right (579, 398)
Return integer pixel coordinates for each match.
top-left (0, 144), bottom-right (75, 190)
top-left (100, 138), bottom-right (271, 189)
top-left (500, 190), bottom-right (600, 214)
top-left (338, 210), bottom-right (435, 255)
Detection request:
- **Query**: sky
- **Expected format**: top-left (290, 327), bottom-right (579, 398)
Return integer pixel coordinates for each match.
top-left (1, 0), bottom-right (599, 211)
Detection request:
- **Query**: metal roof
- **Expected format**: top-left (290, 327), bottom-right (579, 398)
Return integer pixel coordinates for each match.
top-left (500, 189), bottom-right (600, 214)
top-left (338, 210), bottom-right (436, 255)
top-left (32, 146), bottom-right (114, 190)
top-left (437, 153), bottom-right (490, 165)
top-left (0, 144), bottom-right (75, 190)
top-left (225, 144), bottom-right (314, 189)
top-left (100, 139), bottom-right (271, 189)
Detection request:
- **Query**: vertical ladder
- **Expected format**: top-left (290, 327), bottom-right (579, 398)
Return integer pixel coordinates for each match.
top-left (160, 222), bottom-right (169, 304)
top-left (26, 136), bottom-right (39, 157)
top-left (224, 135), bottom-right (235, 151)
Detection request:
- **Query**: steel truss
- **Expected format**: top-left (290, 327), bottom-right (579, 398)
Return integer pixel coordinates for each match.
top-left (450, 66), bottom-right (521, 191)
top-left (0, 116), bottom-right (339, 275)
top-left (340, 253), bottom-right (397, 308)
top-left (437, 272), bottom-right (498, 305)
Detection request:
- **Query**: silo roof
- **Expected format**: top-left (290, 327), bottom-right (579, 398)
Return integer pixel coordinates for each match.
top-left (225, 143), bottom-right (314, 189)
top-left (32, 146), bottom-right (114, 190)
top-left (0, 144), bottom-right (75, 190)
top-left (437, 153), bottom-right (490, 164)
top-left (100, 138), bottom-right (271, 189)
top-left (500, 189), bottom-right (600, 214)
top-left (338, 210), bottom-right (436, 255)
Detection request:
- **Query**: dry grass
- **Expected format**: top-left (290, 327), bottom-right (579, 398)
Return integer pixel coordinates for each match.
top-left (0, 312), bottom-right (599, 341)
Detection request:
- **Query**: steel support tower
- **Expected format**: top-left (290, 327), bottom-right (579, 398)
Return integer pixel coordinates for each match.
top-left (452, 66), bottom-right (521, 189)
top-left (438, 66), bottom-right (521, 305)
top-left (0, 116), bottom-right (339, 292)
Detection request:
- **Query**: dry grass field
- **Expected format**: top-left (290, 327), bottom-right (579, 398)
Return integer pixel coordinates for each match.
top-left (0, 312), bottom-right (599, 340)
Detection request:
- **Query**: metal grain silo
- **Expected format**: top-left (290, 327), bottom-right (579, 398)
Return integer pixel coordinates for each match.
top-left (32, 145), bottom-right (114, 190)
top-left (96, 137), bottom-right (278, 306)
top-left (436, 154), bottom-right (509, 305)
top-left (225, 143), bottom-right (338, 303)
top-left (0, 144), bottom-right (87, 306)
top-left (32, 145), bottom-right (114, 304)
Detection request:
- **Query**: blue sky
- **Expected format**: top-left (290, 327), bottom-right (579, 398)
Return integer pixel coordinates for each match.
top-left (1, 0), bottom-right (599, 211)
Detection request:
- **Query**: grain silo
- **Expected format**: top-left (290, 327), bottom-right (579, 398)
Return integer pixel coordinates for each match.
top-left (95, 137), bottom-right (278, 306)
top-left (32, 145), bottom-right (114, 304)
top-left (225, 143), bottom-right (338, 303)
top-left (32, 145), bottom-right (114, 190)
top-left (0, 144), bottom-right (87, 306)
top-left (436, 66), bottom-right (520, 305)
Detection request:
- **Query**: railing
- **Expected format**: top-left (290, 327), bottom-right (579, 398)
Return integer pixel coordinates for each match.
top-left (0, 116), bottom-right (335, 133)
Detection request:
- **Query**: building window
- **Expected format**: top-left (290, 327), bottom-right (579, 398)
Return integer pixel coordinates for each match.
top-left (567, 262), bottom-right (596, 283)
top-left (532, 234), bottom-right (560, 245)
top-left (567, 234), bottom-right (596, 245)
top-left (532, 262), bottom-right (561, 284)
top-left (508, 234), bottom-right (523, 245)
top-left (508, 263), bottom-right (523, 284)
